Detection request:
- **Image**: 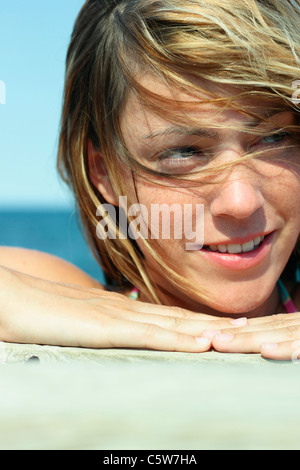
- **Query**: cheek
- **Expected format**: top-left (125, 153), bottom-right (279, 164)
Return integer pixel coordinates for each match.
top-left (246, 155), bottom-right (300, 218)
top-left (136, 186), bottom-right (207, 268)
top-left (117, 166), bottom-right (200, 260)
top-left (270, 169), bottom-right (300, 220)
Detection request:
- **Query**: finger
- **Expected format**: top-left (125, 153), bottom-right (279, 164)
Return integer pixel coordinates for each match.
top-left (98, 318), bottom-right (212, 353)
top-left (118, 312), bottom-right (246, 336)
top-left (126, 300), bottom-right (227, 321)
top-left (205, 316), bottom-right (300, 336)
top-left (98, 291), bottom-right (249, 323)
top-left (261, 340), bottom-right (300, 362)
top-left (103, 305), bottom-right (248, 336)
top-left (211, 326), bottom-right (300, 354)
top-left (127, 300), bottom-right (252, 329)
top-left (246, 312), bottom-right (300, 325)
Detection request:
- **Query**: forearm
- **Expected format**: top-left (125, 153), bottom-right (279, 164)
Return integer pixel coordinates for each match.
top-left (0, 264), bottom-right (240, 354)
top-left (0, 262), bottom-right (102, 301)
top-left (0, 264), bottom-right (104, 346)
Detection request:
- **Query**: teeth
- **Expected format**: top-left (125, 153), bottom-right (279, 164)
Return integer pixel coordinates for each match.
top-left (253, 236), bottom-right (261, 246)
top-left (208, 235), bottom-right (265, 254)
top-left (217, 245), bottom-right (227, 253)
top-left (228, 244), bottom-right (243, 254)
top-left (240, 240), bottom-right (254, 253)
top-left (210, 245), bottom-right (219, 252)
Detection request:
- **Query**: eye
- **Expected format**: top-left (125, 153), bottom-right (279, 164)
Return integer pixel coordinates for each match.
top-left (158, 146), bottom-right (202, 161)
top-left (156, 146), bottom-right (209, 174)
top-left (258, 131), bottom-right (290, 145)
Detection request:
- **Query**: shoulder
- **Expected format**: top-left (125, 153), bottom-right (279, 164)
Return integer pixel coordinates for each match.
top-left (0, 246), bottom-right (104, 289)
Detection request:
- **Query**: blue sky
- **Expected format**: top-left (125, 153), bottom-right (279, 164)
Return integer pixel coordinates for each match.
top-left (0, 0), bottom-right (85, 208)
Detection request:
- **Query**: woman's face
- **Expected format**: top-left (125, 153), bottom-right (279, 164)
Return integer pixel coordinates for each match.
top-left (119, 75), bottom-right (300, 317)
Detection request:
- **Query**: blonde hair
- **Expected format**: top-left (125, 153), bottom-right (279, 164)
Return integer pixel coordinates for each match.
top-left (57, 0), bottom-right (300, 304)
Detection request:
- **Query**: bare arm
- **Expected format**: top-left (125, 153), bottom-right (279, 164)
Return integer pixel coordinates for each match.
top-left (3, 247), bottom-right (298, 360)
top-left (0, 246), bottom-right (242, 352)
top-left (0, 246), bottom-right (104, 289)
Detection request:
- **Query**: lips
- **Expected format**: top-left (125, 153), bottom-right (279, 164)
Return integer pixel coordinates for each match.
top-left (197, 232), bottom-right (275, 271)
top-left (203, 231), bottom-right (271, 247)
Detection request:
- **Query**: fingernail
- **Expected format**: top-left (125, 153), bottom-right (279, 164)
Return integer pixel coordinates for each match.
top-left (196, 337), bottom-right (211, 347)
top-left (230, 317), bottom-right (248, 327)
top-left (261, 343), bottom-right (278, 350)
top-left (216, 333), bottom-right (234, 343)
top-left (202, 330), bottom-right (220, 339)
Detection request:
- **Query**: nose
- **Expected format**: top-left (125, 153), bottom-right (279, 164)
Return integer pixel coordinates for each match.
top-left (209, 164), bottom-right (264, 219)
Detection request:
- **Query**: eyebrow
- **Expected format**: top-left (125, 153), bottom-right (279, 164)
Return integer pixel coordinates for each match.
top-left (141, 110), bottom-right (291, 140)
top-left (142, 127), bottom-right (217, 140)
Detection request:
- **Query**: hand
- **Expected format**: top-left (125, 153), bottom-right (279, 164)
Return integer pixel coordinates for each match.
top-left (204, 313), bottom-right (300, 361)
top-left (0, 265), bottom-right (248, 353)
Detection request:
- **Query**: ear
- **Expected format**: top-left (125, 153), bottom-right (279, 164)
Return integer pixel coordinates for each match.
top-left (87, 140), bottom-right (119, 206)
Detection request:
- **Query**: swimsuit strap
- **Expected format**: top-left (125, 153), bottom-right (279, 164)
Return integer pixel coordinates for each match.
top-left (277, 278), bottom-right (297, 313)
top-left (128, 286), bottom-right (140, 300)
top-left (129, 281), bottom-right (298, 313)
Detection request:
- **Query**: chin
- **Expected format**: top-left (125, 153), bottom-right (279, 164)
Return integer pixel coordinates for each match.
top-left (215, 302), bottom-right (260, 316)
top-left (199, 290), bottom-right (272, 316)
top-left (193, 274), bottom-right (277, 314)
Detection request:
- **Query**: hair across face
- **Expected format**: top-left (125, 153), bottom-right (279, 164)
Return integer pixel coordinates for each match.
top-left (57, 0), bottom-right (300, 307)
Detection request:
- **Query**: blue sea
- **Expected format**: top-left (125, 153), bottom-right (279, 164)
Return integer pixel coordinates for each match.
top-left (0, 209), bottom-right (106, 284)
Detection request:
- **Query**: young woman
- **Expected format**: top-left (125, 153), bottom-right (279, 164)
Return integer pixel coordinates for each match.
top-left (1, 0), bottom-right (300, 361)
